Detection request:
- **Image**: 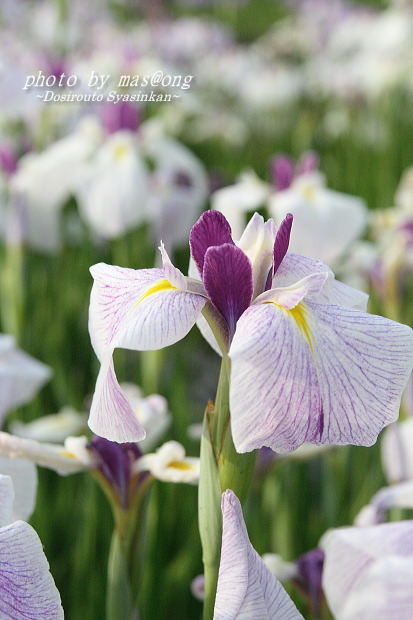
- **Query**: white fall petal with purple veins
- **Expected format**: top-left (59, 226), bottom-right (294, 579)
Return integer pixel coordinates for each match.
top-left (0, 334), bottom-right (51, 427)
top-left (214, 489), bottom-right (303, 619)
top-left (321, 520), bottom-right (413, 620)
top-left (0, 475), bottom-right (64, 620)
top-left (88, 209), bottom-right (413, 449)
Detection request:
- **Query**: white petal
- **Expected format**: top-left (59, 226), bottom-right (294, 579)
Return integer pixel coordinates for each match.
top-left (89, 262), bottom-right (206, 358)
top-left (381, 418), bottom-right (413, 483)
top-left (75, 131), bottom-right (149, 239)
top-left (0, 520), bottom-right (64, 619)
top-left (0, 458), bottom-right (37, 522)
top-left (0, 431), bottom-right (94, 475)
top-left (229, 302), bottom-right (413, 453)
top-left (88, 356), bottom-right (146, 443)
top-left (340, 557), bottom-right (413, 620)
top-left (0, 336), bottom-right (51, 424)
top-left (269, 181), bottom-right (367, 267)
top-left (214, 490), bottom-right (303, 619)
top-left (0, 475), bottom-right (13, 527)
top-left (211, 171), bottom-right (271, 239)
top-left (321, 521), bottom-right (413, 619)
top-left (354, 481), bottom-right (413, 526)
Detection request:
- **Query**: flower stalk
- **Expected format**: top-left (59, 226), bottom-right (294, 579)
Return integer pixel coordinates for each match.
top-left (199, 358), bottom-right (257, 619)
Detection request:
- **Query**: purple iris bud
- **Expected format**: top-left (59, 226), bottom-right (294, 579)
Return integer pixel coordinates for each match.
top-left (0, 142), bottom-right (17, 176)
top-left (295, 548), bottom-right (325, 619)
top-left (88, 435), bottom-right (144, 509)
top-left (101, 102), bottom-right (140, 134)
top-left (271, 154), bottom-right (295, 191)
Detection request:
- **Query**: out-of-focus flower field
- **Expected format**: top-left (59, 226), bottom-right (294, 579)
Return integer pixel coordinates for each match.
top-left (1, 0), bottom-right (413, 618)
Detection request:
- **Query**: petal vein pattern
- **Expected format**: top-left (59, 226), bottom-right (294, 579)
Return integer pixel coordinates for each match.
top-left (88, 263), bottom-right (206, 442)
top-left (229, 301), bottom-right (413, 453)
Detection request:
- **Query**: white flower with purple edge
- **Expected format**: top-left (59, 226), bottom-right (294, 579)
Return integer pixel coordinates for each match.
top-left (88, 209), bottom-right (413, 453)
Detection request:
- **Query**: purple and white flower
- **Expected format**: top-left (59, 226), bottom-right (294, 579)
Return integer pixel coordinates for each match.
top-left (88, 209), bottom-right (413, 452)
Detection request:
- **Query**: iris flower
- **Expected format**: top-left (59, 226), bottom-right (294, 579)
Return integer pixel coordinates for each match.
top-left (88, 209), bottom-right (413, 451)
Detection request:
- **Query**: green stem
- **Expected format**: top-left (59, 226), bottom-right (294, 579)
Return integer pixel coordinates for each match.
top-left (198, 358), bottom-right (257, 620)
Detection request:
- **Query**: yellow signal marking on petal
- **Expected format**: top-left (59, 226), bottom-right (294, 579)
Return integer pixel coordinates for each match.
top-left (288, 303), bottom-right (314, 352)
top-left (300, 184), bottom-right (316, 203)
top-left (113, 143), bottom-right (129, 161)
top-left (132, 279), bottom-right (177, 310)
top-left (168, 460), bottom-right (195, 471)
top-left (59, 451), bottom-right (77, 459)
top-left (266, 301), bottom-right (314, 352)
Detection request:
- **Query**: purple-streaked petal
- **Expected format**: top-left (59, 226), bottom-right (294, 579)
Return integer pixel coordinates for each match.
top-left (189, 210), bottom-right (234, 276)
top-left (0, 459), bottom-right (37, 522)
top-left (339, 557), bottom-right (413, 620)
top-left (0, 475), bottom-right (13, 527)
top-left (88, 357), bottom-right (146, 443)
top-left (0, 520), bottom-right (64, 619)
top-left (214, 489), bottom-right (303, 619)
top-left (321, 520), bottom-right (413, 620)
top-left (229, 301), bottom-right (413, 453)
top-left (270, 155), bottom-right (295, 191)
top-left (89, 263), bottom-right (206, 358)
top-left (203, 244), bottom-right (253, 338)
top-left (272, 213), bottom-right (293, 277)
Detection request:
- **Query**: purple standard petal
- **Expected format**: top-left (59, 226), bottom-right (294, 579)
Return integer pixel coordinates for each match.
top-left (0, 521), bottom-right (64, 620)
top-left (189, 210), bottom-right (234, 276)
top-left (271, 213), bottom-right (294, 282)
top-left (271, 154), bottom-right (295, 191)
top-left (214, 489), bottom-right (303, 619)
top-left (88, 436), bottom-right (144, 509)
top-left (101, 101), bottom-right (140, 134)
top-left (229, 301), bottom-right (413, 453)
top-left (294, 548), bottom-right (325, 619)
top-left (203, 243), bottom-right (253, 338)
